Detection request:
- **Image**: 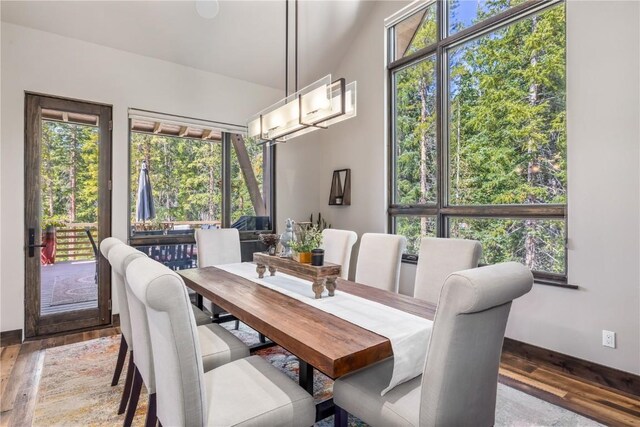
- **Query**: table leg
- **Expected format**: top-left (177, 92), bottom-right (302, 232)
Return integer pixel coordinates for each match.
top-left (298, 360), bottom-right (314, 395)
top-left (196, 294), bottom-right (203, 310)
top-left (268, 265), bottom-right (277, 276)
top-left (312, 279), bottom-right (325, 299)
top-left (256, 263), bottom-right (266, 279)
top-left (325, 276), bottom-right (337, 297)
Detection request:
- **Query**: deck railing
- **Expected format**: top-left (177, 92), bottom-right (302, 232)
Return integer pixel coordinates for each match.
top-left (52, 223), bottom-right (97, 262)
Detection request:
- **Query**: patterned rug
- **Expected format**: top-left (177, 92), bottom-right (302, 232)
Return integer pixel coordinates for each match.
top-left (48, 261), bottom-right (97, 306)
top-left (33, 324), bottom-right (600, 426)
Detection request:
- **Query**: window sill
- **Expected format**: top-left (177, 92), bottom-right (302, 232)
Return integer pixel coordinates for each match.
top-left (400, 257), bottom-right (577, 290)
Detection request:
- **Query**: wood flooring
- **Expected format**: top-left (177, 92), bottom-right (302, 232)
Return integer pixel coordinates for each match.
top-left (1, 326), bottom-right (638, 426)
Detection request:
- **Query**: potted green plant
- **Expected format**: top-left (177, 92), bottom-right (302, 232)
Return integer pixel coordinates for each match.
top-left (290, 223), bottom-right (322, 264)
top-left (259, 233), bottom-right (280, 256)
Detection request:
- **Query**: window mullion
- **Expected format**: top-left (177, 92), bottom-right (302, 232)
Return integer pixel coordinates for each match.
top-left (221, 132), bottom-right (231, 228)
top-left (435, 0), bottom-right (445, 238)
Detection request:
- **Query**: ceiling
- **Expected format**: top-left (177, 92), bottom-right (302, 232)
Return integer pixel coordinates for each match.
top-left (1, 0), bottom-right (376, 90)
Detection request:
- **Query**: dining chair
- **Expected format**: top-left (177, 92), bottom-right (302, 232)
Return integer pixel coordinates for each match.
top-left (354, 233), bottom-right (407, 293)
top-left (99, 237), bottom-right (127, 390)
top-left (413, 237), bottom-right (482, 305)
top-left (321, 229), bottom-right (358, 279)
top-left (119, 246), bottom-right (250, 427)
top-left (126, 256), bottom-right (316, 427)
top-left (333, 262), bottom-right (534, 427)
top-left (195, 228), bottom-right (241, 329)
top-left (106, 241), bottom-right (211, 414)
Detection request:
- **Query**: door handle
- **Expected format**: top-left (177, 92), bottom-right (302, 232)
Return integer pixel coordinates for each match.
top-left (27, 228), bottom-right (46, 257)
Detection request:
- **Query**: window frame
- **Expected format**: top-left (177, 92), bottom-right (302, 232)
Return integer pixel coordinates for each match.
top-left (127, 116), bottom-right (276, 247)
top-left (387, 0), bottom-right (571, 287)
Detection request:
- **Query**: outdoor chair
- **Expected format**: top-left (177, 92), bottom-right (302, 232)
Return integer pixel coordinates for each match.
top-left (85, 227), bottom-right (98, 283)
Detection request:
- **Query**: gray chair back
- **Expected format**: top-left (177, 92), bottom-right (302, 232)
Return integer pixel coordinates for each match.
top-left (99, 237), bottom-right (122, 259)
top-left (109, 245), bottom-right (150, 388)
top-left (419, 262), bottom-right (533, 426)
top-left (101, 238), bottom-right (129, 347)
top-left (414, 237), bottom-right (482, 305)
top-left (354, 233), bottom-right (406, 292)
top-left (127, 256), bottom-right (207, 427)
top-left (321, 229), bottom-right (358, 279)
top-left (195, 228), bottom-right (241, 267)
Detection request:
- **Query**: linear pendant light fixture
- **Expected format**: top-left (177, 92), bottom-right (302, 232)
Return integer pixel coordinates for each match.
top-left (247, 0), bottom-right (357, 145)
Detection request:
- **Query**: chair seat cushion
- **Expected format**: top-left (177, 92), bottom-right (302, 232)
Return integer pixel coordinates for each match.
top-left (198, 324), bottom-right (249, 372)
top-left (333, 359), bottom-right (421, 427)
top-left (205, 355), bottom-right (315, 427)
top-left (192, 304), bottom-right (212, 326)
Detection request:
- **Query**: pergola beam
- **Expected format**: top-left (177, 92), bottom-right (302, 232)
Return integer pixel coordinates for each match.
top-left (231, 134), bottom-right (267, 216)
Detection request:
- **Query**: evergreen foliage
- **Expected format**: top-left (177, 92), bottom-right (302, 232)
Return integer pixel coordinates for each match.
top-left (393, 2), bottom-right (566, 274)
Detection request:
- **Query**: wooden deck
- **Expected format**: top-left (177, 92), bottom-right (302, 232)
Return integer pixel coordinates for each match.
top-left (40, 261), bottom-right (97, 316)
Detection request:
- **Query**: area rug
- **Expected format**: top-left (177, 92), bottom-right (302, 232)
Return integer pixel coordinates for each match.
top-left (33, 327), bottom-right (601, 426)
top-left (33, 336), bottom-right (147, 426)
top-left (49, 261), bottom-right (97, 306)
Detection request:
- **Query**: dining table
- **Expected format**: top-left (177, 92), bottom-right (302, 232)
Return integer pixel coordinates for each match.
top-left (178, 264), bottom-right (437, 422)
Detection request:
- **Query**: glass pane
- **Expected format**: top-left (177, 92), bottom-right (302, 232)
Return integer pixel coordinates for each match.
top-left (393, 3), bottom-right (437, 61)
top-left (130, 133), bottom-right (223, 236)
top-left (40, 119), bottom-right (100, 315)
top-left (394, 216), bottom-right (437, 255)
top-left (448, 217), bottom-right (566, 274)
top-left (447, 0), bottom-right (530, 35)
top-left (230, 135), bottom-right (270, 230)
top-left (393, 55), bottom-right (438, 205)
top-left (448, 5), bottom-right (566, 205)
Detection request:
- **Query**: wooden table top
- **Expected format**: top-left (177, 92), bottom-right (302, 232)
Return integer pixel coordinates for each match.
top-left (179, 266), bottom-right (436, 379)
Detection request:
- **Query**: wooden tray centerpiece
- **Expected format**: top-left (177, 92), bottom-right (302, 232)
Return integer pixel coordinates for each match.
top-left (253, 252), bottom-right (341, 299)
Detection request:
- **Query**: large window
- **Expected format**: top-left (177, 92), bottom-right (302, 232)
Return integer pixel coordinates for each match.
top-left (388, 0), bottom-right (567, 284)
top-left (128, 110), bottom-right (273, 268)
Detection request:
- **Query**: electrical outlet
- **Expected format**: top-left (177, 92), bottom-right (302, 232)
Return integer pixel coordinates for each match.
top-left (602, 330), bottom-right (616, 348)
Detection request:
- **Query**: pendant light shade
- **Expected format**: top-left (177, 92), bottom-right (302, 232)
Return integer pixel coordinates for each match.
top-left (248, 75), bottom-right (357, 143)
top-left (247, 0), bottom-right (357, 145)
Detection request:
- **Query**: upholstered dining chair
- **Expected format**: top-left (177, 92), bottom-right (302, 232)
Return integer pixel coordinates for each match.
top-left (321, 229), bottom-right (358, 279)
top-left (106, 240), bottom-right (214, 417)
top-left (194, 228), bottom-right (241, 329)
top-left (99, 237), bottom-right (127, 389)
top-left (413, 237), bottom-right (482, 305)
top-left (333, 262), bottom-right (534, 427)
top-left (355, 233), bottom-right (407, 293)
top-left (117, 245), bottom-right (250, 427)
top-left (126, 256), bottom-right (316, 427)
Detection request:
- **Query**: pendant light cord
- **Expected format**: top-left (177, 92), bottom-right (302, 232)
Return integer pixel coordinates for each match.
top-left (295, 0), bottom-right (298, 92)
top-left (285, 0), bottom-right (289, 97)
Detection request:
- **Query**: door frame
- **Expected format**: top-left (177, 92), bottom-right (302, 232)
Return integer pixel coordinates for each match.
top-left (24, 92), bottom-right (113, 338)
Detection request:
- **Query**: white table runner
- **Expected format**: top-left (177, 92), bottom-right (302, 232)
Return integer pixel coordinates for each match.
top-left (216, 262), bottom-right (433, 395)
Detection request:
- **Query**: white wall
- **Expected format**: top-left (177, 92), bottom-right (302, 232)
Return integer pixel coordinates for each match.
top-left (0, 23), bottom-right (281, 333)
top-left (279, 0), bottom-right (640, 374)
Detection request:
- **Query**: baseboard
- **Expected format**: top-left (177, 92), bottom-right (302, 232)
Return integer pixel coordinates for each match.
top-left (0, 329), bottom-right (23, 347)
top-left (502, 337), bottom-right (639, 397)
top-left (112, 313), bottom-right (120, 327)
